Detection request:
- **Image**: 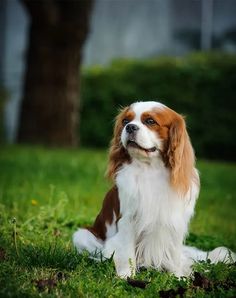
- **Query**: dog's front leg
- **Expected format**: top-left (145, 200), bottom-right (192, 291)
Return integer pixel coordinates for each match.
top-left (103, 216), bottom-right (136, 278)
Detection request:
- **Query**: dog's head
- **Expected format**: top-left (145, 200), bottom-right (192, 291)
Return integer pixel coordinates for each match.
top-left (107, 101), bottom-right (196, 194)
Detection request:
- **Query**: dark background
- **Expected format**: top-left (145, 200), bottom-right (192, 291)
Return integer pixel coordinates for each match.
top-left (0, 0), bottom-right (236, 160)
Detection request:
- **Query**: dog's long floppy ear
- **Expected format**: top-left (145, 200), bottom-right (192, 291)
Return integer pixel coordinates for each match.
top-left (167, 115), bottom-right (196, 195)
top-left (106, 107), bottom-right (130, 181)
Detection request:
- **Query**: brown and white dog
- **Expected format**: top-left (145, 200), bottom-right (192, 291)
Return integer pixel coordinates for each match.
top-left (73, 101), bottom-right (235, 278)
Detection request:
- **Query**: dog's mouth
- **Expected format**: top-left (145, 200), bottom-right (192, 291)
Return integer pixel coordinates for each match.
top-left (127, 140), bottom-right (157, 153)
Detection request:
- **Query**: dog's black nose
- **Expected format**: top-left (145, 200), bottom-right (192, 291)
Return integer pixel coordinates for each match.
top-left (126, 124), bottom-right (139, 134)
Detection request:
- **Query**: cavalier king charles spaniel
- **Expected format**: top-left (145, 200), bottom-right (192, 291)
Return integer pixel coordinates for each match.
top-left (73, 101), bottom-right (235, 278)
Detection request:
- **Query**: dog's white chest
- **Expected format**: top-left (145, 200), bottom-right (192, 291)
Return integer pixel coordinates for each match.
top-left (116, 161), bottom-right (185, 230)
top-left (116, 161), bottom-right (189, 268)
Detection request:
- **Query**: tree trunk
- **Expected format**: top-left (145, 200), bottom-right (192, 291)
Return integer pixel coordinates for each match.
top-left (18, 0), bottom-right (93, 146)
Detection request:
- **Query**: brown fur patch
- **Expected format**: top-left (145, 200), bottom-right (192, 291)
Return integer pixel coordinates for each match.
top-left (106, 107), bottom-right (134, 180)
top-left (88, 186), bottom-right (120, 241)
top-left (141, 107), bottom-right (197, 195)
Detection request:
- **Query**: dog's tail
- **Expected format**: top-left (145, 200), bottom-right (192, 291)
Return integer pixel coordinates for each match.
top-left (183, 245), bottom-right (236, 265)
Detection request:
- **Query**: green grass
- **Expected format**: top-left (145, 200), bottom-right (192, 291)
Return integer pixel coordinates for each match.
top-left (0, 145), bottom-right (235, 297)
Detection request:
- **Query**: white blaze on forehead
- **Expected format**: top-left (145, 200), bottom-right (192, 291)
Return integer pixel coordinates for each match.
top-left (130, 101), bottom-right (166, 120)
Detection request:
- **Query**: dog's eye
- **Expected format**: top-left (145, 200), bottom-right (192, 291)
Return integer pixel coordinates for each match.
top-left (122, 118), bottom-right (130, 126)
top-left (144, 118), bottom-right (157, 126)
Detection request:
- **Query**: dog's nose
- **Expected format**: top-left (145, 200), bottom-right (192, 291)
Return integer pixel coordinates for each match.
top-left (126, 124), bottom-right (139, 134)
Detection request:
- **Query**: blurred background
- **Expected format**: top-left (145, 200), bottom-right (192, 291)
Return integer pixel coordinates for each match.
top-left (0, 0), bottom-right (236, 160)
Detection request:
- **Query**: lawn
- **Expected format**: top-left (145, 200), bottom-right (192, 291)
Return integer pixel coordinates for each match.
top-left (0, 145), bottom-right (235, 297)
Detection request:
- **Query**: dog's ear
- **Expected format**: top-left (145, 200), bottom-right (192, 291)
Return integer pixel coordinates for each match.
top-left (106, 107), bottom-right (130, 180)
top-left (167, 115), bottom-right (196, 195)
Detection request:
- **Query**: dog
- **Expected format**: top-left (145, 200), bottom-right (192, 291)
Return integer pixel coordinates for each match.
top-left (73, 101), bottom-right (235, 278)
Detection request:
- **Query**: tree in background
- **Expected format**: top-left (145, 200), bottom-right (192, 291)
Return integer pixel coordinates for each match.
top-left (18, 0), bottom-right (93, 146)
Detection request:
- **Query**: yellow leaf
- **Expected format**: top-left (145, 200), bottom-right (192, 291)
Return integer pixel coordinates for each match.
top-left (31, 199), bottom-right (38, 206)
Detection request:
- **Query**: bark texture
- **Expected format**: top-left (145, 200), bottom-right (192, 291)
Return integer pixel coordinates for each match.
top-left (18, 0), bottom-right (93, 146)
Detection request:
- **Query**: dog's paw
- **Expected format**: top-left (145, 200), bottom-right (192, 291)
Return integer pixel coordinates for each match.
top-left (116, 267), bottom-right (133, 278)
top-left (102, 239), bottom-right (117, 260)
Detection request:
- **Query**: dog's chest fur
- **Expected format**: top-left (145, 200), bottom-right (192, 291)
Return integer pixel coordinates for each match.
top-left (116, 160), bottom-right (186, 228)
top-left (116, 160), bottom-right (193, 268)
